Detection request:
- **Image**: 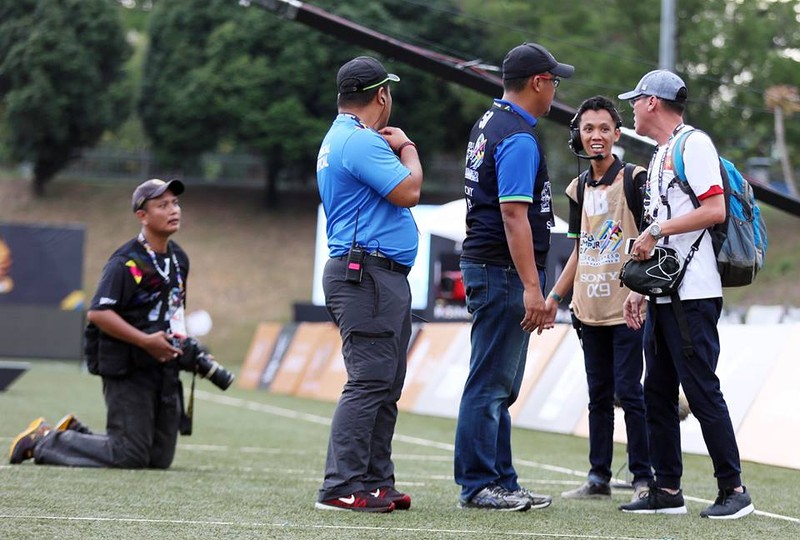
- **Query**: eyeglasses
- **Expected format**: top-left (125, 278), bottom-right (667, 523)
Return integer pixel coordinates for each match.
top-left (629, 95), bottom-right (647, 107)
top-left (538, 74), bottom-right (560, 88)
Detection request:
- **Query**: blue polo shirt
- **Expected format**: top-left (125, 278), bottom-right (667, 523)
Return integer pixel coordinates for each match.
top-left (316, 114), bottom-right (417, 267)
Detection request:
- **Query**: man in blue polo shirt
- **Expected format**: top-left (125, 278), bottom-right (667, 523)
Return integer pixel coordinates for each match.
top-left (314, 56), bottom-right (423, 513)
top-left (455, 42), bottom-right (573, 511)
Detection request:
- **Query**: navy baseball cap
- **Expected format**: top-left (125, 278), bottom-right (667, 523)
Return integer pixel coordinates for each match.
top-left (132, 179), bottom-right (185, 212)
top-left (502, 42), bottom-right (574, 80)
top-left (337, 56), bottom-right (400, 94)
top-left (618, 70), bottom-right (688, 102)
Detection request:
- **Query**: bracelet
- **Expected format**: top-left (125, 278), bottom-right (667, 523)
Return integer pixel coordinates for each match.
top-left (549, 290), bottom-right (564, 304)
top-left (396, 141), bottom-right (417, 155)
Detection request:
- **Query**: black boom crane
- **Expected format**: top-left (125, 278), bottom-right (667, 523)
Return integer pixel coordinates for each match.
top-left (241, 0), bottom-right (800, 216)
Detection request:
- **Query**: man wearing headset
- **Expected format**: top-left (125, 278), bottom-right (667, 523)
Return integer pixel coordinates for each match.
top-left (545, 95), bottom-right (652, 504)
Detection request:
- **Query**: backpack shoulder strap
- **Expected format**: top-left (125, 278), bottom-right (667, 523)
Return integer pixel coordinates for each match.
top-left (623, 163), bottom-right (646, 232)
top-left (576, 168), bottom-right (590, 211)
top-left (671, 129), bottom-right (697, 182)
top-left (670, 129), bottom-right (704, 208)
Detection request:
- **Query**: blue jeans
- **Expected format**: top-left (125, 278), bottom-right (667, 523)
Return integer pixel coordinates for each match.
top-left (581, 323), bottom-right (651, 486)
top-left (454, 261), bottom-right (545, 502)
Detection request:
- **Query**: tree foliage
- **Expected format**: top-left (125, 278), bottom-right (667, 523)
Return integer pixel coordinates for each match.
top-left (138, 0), bottom-right (486, 206)
top-left (458, 0), bottom-right (800, 175)
top-left (0, 0), bottom-right (132, 195)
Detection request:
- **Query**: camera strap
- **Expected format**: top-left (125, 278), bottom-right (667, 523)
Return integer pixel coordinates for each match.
top-left (185, 368), bottom-right (196, 435)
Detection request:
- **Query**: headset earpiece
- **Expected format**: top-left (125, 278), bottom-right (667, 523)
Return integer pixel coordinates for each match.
top-left (568, 111), bottom-right (583, 155)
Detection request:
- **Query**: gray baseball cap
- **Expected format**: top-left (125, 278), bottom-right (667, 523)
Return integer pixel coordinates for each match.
top-left (132, 179), bottom-right (185, 212)
top-left (618, 69), bottom-right (687, 102)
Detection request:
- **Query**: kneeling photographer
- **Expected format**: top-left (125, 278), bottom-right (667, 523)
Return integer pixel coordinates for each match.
top-left (9, 179), bottom-right (230, 469)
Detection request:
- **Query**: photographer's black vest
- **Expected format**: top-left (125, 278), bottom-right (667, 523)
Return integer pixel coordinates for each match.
top-left (461, 101), bottom-right (553, 268)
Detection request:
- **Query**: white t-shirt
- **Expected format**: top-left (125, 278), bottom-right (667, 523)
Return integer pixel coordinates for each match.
top-left (644, 124), bottom-right (723, 302)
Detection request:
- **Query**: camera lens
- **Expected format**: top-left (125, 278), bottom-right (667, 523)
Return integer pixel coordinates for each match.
top-left (195, 352), bottom-right (234, 390)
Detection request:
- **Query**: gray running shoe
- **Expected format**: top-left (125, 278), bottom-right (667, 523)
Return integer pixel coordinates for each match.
top-left (561, 481), bottom-right (611, 500)
top-left (700, 486), bottom-right (754, 520)
top-left (459, 485), bottom-right (531, 512)
top-left (512, 486), bottom-right (552, 509)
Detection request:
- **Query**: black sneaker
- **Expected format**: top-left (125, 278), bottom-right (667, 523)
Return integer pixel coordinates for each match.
top-left (9, 417), bottom-right (51, 464)
top-left (512, 486), bottom-right (552, 509)
top-left (700, 486), bottom-right (754, 520)
top-left (315, 491), bottom-right (394, 513)
top-left (561, 481), bottom-right (611, 500)
top-left (619, 485), bottom-right (687, 515)
top-left (459, 485), bottom-right (531, 512)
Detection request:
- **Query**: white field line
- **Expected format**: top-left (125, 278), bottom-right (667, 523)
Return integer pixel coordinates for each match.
top-left (0, 515), bottom-right (677, 539)
top-left (194, 390), bottom-right (800, 524)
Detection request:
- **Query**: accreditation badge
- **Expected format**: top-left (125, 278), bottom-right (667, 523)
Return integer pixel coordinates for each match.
top-left (170, 305), bottom-right (187, 337)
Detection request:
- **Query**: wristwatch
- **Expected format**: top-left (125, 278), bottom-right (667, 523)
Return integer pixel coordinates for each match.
top-left (648, 223), bottom-right (663, 240)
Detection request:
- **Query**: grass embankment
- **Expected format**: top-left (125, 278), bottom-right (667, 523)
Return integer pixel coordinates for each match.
top-left (2, 175), bottom-right (799, 363)
top-left (0, 177), bottom-right (318, 364)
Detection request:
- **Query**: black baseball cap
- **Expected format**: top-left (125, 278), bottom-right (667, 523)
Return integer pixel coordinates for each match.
top-left (502, 42), bottom-right (575, 80)
top-left (336, 56), bottom-right (400, 94)
top-left (132, 179), bottom-right (185, 212)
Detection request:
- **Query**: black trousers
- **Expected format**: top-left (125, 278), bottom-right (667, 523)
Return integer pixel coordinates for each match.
top-left (34, 367), bottom-right (181, 468)
top-left (643, 297), bottom-right (743, 490)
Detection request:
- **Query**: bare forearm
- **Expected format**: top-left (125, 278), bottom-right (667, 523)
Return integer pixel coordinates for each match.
top-left (551, 247), bottom-right (578, 298)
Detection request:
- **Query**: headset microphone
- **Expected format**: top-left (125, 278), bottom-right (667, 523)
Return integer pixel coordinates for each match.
top-left (570, 147), bottom-right (605, 161)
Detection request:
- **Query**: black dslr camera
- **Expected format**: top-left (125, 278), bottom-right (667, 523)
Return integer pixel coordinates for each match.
top-left (174, 337), bottom-right (234, 390)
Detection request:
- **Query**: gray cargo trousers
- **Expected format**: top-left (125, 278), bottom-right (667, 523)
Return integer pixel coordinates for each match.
top-left (318, 256), bottom-right (412, 501)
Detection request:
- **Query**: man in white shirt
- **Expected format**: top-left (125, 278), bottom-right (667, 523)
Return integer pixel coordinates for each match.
top-left (618, 70), bottom-right (754, 520)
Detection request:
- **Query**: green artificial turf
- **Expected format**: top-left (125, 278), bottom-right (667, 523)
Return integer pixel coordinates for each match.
top-left (1, 361), bottom-right (798, 539)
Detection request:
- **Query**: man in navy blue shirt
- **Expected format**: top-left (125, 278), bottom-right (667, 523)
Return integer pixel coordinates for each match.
top-left (455, 42), bottom-right (572, 511)
top-left (315, 56), bottom-right (423, 513)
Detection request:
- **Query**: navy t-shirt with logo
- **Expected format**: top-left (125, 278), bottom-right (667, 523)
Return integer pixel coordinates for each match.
top-left (461, 100), bottom-right (553, 269)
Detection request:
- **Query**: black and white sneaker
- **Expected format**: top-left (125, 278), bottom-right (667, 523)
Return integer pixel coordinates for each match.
top-left (700, 486), bottom-right (754, 520)
top-left (618, 484), bottom-right (687, 515)
top-left (459, 485), bottom-right (531, 512)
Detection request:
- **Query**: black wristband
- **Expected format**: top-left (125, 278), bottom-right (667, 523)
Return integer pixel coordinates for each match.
top-left (396, 141), bottom-right (417, 156)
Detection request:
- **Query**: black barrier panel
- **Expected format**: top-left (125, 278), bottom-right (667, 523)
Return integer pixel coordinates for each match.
top-left (0, 223), bottom-right (85, 309)
top-left (0, 223), bottom-right (85, 360)
top-left (0, 305), bottom-right (84, 360)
